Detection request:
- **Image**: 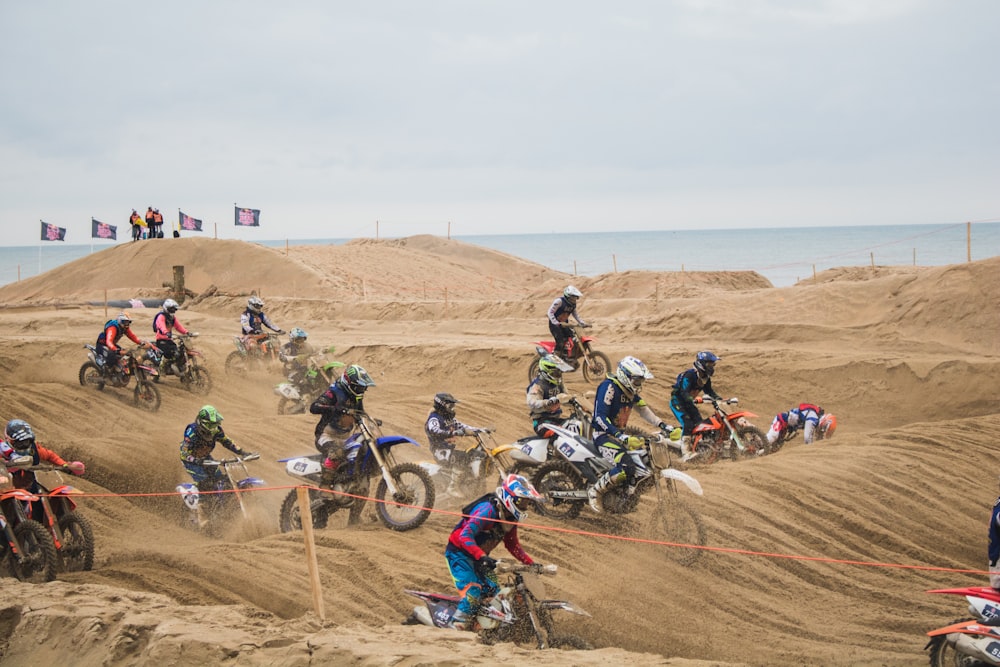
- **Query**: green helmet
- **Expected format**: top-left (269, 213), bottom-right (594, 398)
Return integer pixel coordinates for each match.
top-left (339, 364), bottom-right (375, 398)
top-left (196, 405), bottom-right (223, 438)
top-left (537, 354), bottom-right (571, 385)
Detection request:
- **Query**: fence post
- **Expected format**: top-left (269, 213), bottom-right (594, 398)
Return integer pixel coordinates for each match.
top-left (296, 487), bottom-right (326, 620)
top-left (612, 254), bottom-right (618, 273)
top-left (968, 221), bottom-right (972, 262)
top-left (573, 260), bottom-right (577, 276)
top-left (870, 252), bottom-right (875, 271)
top-left (812, 264), bottom-right (816, 280)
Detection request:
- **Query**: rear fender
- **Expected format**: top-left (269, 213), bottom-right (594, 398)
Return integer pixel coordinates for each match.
top-left (928, 587), bottom-right (1000, 603)
top-left (692, 419), bottom-right (720, 434)
top-left (283, 456), bottom-right (324, 478)
top-left (926, 619), bottom-right (1000, 638)
top-left (533, 342), bottom-right (556, 354)
top-left (514, 439), bottom-right (549, 463)
top-left (274, 383), bottom-right (300, 399)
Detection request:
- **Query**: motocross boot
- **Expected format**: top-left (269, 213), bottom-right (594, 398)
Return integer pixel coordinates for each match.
top-left (448, 609), bottom-right (472, 631)
top-left (679, 436), bottom-right (696, 463)
top-left (320, 457), bottom-right (342, 490)
top-left (587, 471), bottom-right (616, 513)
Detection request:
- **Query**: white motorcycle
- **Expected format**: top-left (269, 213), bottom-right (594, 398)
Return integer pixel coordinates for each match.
top-left (926, 586), bottom-right (1000, 665)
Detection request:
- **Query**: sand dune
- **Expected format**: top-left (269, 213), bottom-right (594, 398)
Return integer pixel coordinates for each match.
top-left (0, 237), bottom-right (998, 666)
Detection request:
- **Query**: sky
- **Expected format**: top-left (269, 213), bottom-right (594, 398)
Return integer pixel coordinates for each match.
top-left (0, 1), bottom-right (997, 245)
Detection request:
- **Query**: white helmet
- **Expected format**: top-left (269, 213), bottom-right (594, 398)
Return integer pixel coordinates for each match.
top-left (616, 356), bottom-right (652, 396)
top-left (248, 296), bottom-right (264, 313)
top-left (162, 298), bottom-right (179, 314)
top-left (495, 474), bottom-right (543, 521)
top-left (563, 285), bottom-right (582, 303)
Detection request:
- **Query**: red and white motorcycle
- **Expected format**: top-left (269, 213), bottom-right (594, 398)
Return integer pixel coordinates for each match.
top-left (925, 586), bottom-right (1000, 665)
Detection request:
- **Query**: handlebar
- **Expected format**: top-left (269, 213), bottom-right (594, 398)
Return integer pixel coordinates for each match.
top-left (203, 453), bottom-right (260, 466)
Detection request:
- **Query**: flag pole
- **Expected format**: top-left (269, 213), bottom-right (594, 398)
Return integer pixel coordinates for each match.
top-left (38, 220), bottom-right (42, 275)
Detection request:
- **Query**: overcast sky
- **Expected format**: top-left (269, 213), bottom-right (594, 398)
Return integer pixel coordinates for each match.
top-left (1, 1), bottom-right (997, 245)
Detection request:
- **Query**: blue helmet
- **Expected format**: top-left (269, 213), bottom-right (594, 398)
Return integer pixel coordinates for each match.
top-left (694, 351), bottom-right (719, 377)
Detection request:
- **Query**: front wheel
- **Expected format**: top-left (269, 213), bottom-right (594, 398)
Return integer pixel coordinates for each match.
top-left (374, 463), bottom-right (435, 532)
top-left (134, 380), bottom-right (161, 412)
top-left (527, 357), bottom-right (540, 384)
top-left (12, 520), bottom-right (58, 583)
top-left (532, 460), bottom-right (586, 520)
top-left (224, 350), bottom-right (250, 376)
top-left (186, 367), bottom-right (213, 395)
top-left (735, 425), bottom-right (768, 458)
top-left (57, 513), bottom-right (95, 572)
top-left (581, 350), bottom-right (612, 384)
top-left (646, 499), bottom-right (707, 566)
top-left (278, 488), bottom-right (334, 532)
top-left (78, 362), bottom-right (105, 391)
top-left (549, 634), bottom-right (595, 650)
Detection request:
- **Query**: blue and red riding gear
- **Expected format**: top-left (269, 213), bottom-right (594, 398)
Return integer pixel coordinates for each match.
top-left (546, 285), bottom-right (587, 360)
top-left (444, 474), bottom-right (540, 627)
top-left (767, 402), bottom-right (825, 446)
top-left (179, 405), bottom-right (248, 489)
top-left (240, 296), bottom-right (283, 339)
top-left (310, 365), bottom-right (374, 485)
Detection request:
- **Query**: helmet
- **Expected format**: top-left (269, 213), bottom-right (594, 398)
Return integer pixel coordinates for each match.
top-left (537, 354), bottom-right (572, 385)
top-left (616, 356), bottom-right (653, 396)
top-left (117, 311), bottom-right (133, 329)
top-left (563, 285), bottom-right (582, 304)
top-left (4, 419), bottom-right (36, 454)
top-left (495, 473), bottom-right (543, 521)
top-left (433, 392), bottom-right (459, 418)
top-left (195, 405), bottom-right (223, 439)
top-left (693, 351), bottom-right (720, 378)
top-left (338, 364), bottom-right (375, 398)
top-left (247, 296), bottom-right (264, 313)
top-left (289, 327), bottom-right (308, 342)
top-left (162, 298), bottom-right (179, 314)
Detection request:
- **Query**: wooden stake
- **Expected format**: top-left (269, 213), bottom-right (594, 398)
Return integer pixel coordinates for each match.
top-left (296, 486), bottom-right (325, 620)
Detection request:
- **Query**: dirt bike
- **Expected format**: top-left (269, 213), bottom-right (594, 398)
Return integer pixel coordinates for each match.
top-left (419, 428), bottom-right (523, 501)
top-left (502, 396), bottom-right (594, 480)
top-left (925, 586), bottom-right (1000, 665)
top-left (768, 412), bottom-right (838, 453)
top-left (176, 454), bottom-right (265, 537)
top-left (530, 424), bottom-right (707, 566)
top-left (683, 396), bottom-right (768, 463)
top-left (144, 334), bottom-right (212, 395)
top-left (0, 460), bottom-right (58, 582)
top-left (225, 332), bottom-right (282, 376)
top-left (79, 344), bottom-right (162, 412)
top-left (527, 324), bottom-right (611, 385)
top-left (403, 560), bottom-right (593, 649)
top-left (277, 411), bottom-right (435, 532)
top-left (274, 347), bottom-right (344, 415)
top-left (10, 461), bottom-right (93, 572)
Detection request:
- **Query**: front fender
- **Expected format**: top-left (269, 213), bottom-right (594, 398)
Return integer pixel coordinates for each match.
top-left (376, 435), bottom-right (421, 450)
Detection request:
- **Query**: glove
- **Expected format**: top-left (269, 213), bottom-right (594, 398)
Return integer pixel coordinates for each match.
top-left (556, 393), bottom-right (571, 404)
top-left (240, 451), bottom-right (260, 460)
top-left (64, 461), bottom-right (85, 476)
top-left (625, 435), bottom-right (644, 451)
top-left (476, 555), bottom-right (498, 574)
top-left (276, 329), bottom-right (286, 335)
top-left (189, 332), bottom-right (199, 337)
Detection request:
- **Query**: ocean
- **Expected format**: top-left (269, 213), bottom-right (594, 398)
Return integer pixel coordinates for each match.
top-left (1, 222), bottom-right (997, 290)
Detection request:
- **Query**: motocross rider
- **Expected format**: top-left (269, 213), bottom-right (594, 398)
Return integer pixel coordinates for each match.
top-left (309, 364), bottom-right (375, 488)
top-left (425, 392), bottom-right (482, 496)
top-left (96, 311), bottom-right (150, 373)
top-left (445, 473), bottom-right (543, 630)
top-left (240, 296), bottom-right (284, 351)
top-left (152, 298), bottom-right (197, 375)
top-left (587, 356), bottom-right (673, 513)
top-left (766, 403), bottom-right (825, 446)
top-left (1, 419), bottom-right (85, 521)
top-left (989, 475), bottom-right (1000, 590)
top-left (670, 351), bottom-right (723, 462)
top-left (526, 354), bottom-right (575, 437)
top-left (547, 285), bottom-right (589, 362)
top-left (279, 327), bottom-right (315, 387)
top-left (179, 405), bottom-right (255, 492)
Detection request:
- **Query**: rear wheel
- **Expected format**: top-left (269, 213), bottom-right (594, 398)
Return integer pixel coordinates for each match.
top-left (278, 488), bottom-right (333, 532)
top-left (12, 520), bottom-right (58, 583)
top-left (527, 357), bottom-right (540, 384)
top-left (926, 620), bottom-right (974, 667)
top-left (581, 350), bottom-right (612, 384)
top-left (375, 463), bottom-right (435, 531)
top-left (57, 513), bottom-right (95, 572)
top-left (78, 362), bottom-right (105, 391)
top-left (532, 460), bottom-right (586, 520)
top-left (134, 380), bottom-right (161, 412)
